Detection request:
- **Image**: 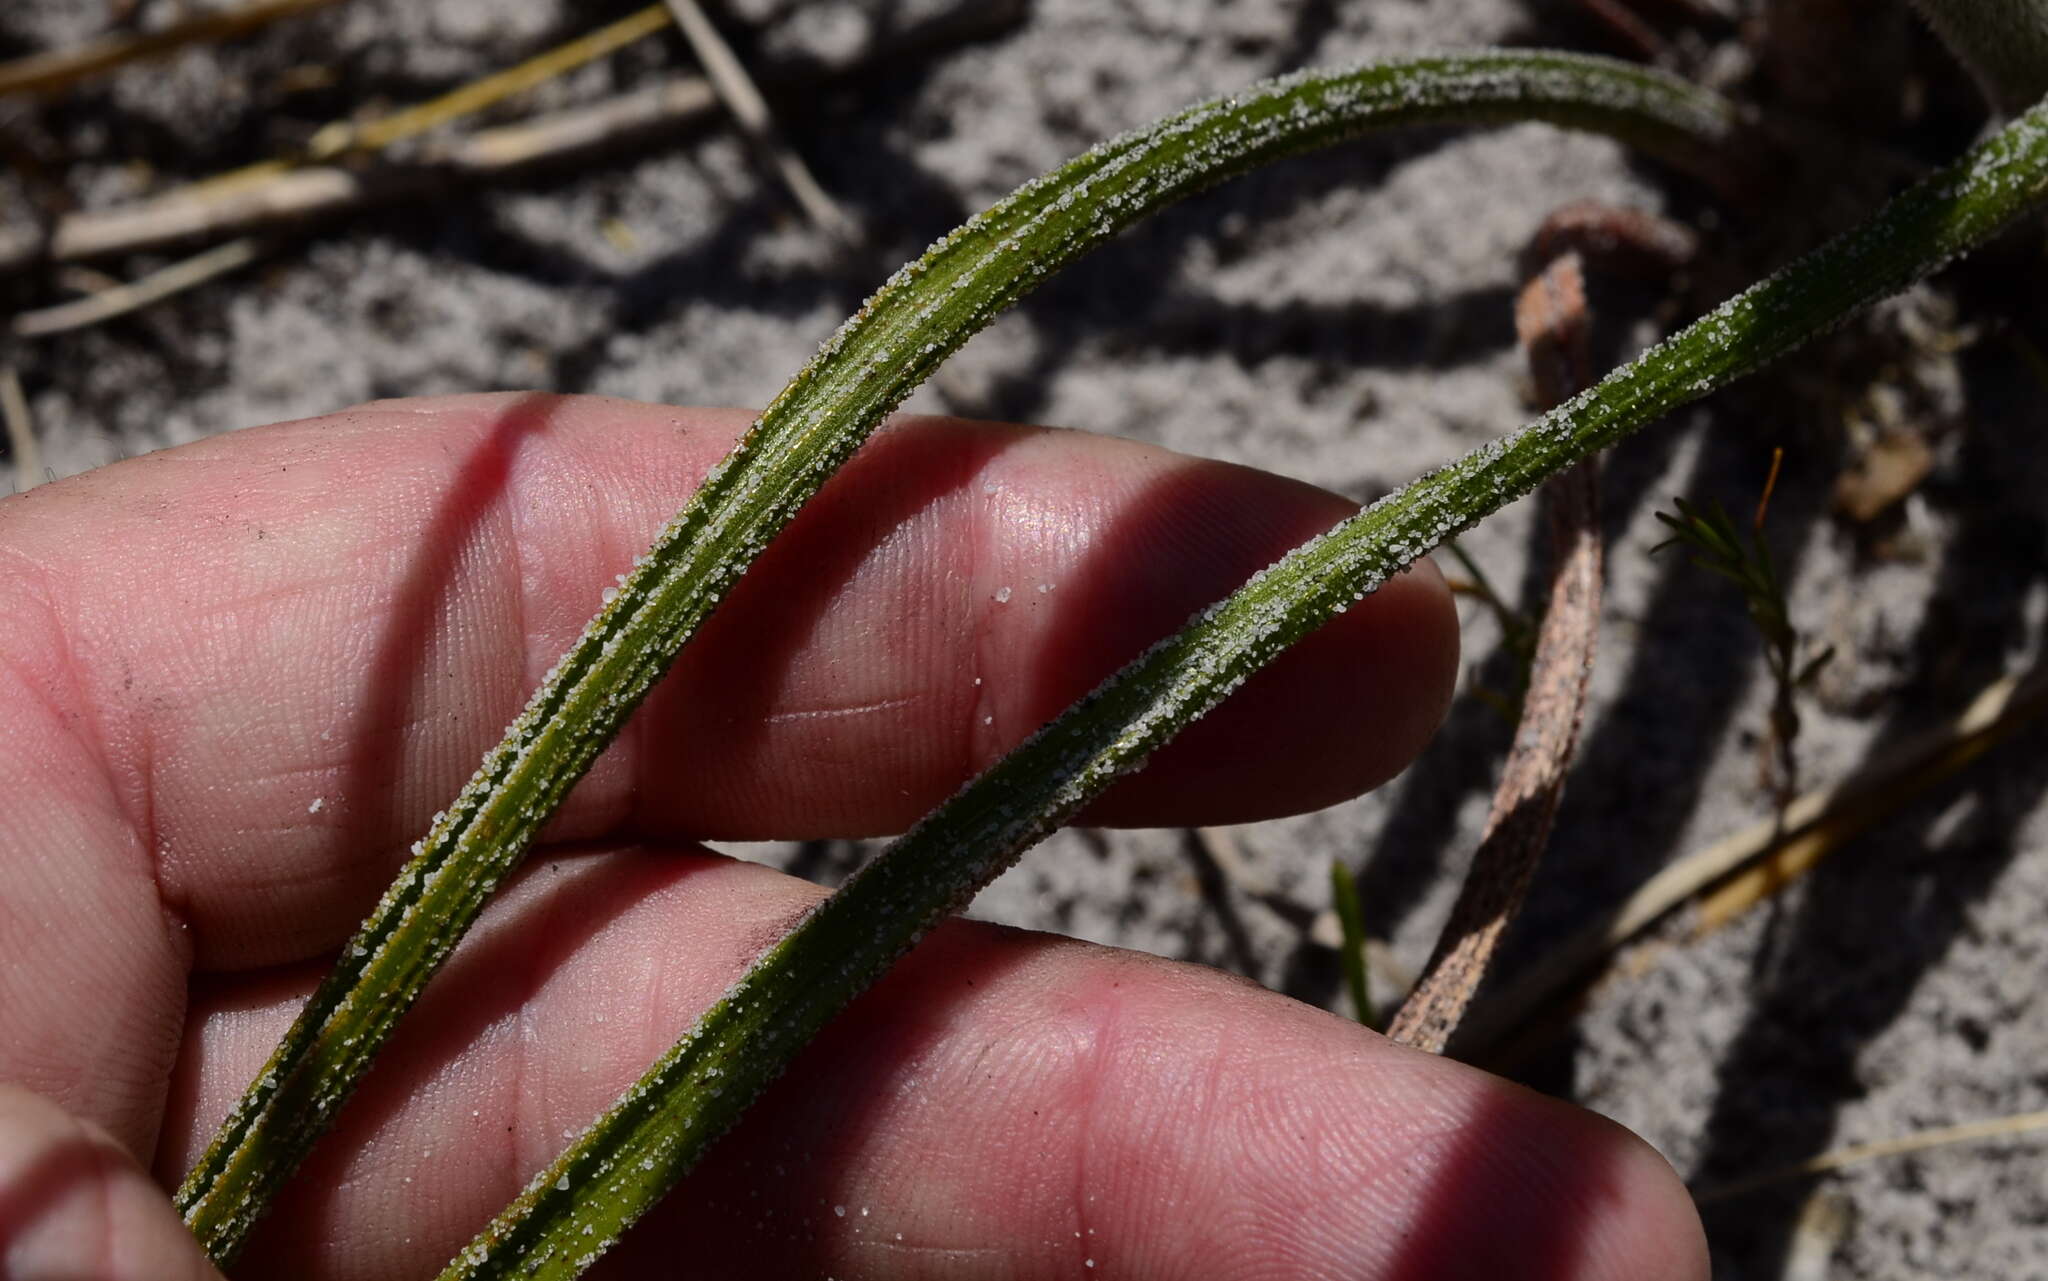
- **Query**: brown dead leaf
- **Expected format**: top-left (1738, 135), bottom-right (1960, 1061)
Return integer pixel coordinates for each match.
top-left (1833, 428), bottom-right (1932, 523)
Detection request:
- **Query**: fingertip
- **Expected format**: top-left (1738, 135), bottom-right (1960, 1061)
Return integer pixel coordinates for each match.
top-left (1566, 1110), bottom-right (1711, 1281)
top-left (0, 1086), bottom-right (223, 1281)
top-left (1079, 543), bottom-right (1462, 826)
top-left (1077, 966), bottom-right (1706, 1281)
top-left (1344, 1050), bottom-right (1708, 1281)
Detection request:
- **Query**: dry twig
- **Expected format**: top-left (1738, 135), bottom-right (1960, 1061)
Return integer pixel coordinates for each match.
top-left (660, 0), bottom-right (857, 242)
top-left (192, 3), bottom-right (678, 199)
top-left (1695, 1107), bottom-right (2048, 1203)
top-left (0, 365), bottom-right (39, 492)
top-left (0, 0), bottom-right (345, 100)
top-left (11, 236), bottom-right (262, 337)
top-left (0, 6), bottom-right (1019, 274)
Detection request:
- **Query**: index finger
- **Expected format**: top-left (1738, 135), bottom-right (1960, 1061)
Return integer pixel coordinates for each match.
top-left (0, 393), bottom-right (1456, 973)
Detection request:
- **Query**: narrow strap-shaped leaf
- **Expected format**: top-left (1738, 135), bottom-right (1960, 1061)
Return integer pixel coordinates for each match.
top-left (442, 92), bottom-right (2048, 1281)
top-left (175, 51), bottom-right (1744, 1261)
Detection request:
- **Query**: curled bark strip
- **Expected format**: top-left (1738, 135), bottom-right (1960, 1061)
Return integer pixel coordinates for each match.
top-left (1386, 252), bottom-right (1605, 1053)
top-left (1518, 251), bottom-right (1597, 406)
top-left (1523, 200), bottom-right (1699, 280)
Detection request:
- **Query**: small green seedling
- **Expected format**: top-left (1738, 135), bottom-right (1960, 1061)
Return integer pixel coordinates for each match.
top-left (1443, 538), bottom-right (1541, 723)
top-left (1654, 449), bottom-right (1834, 806)
top-left (1329, 858), bottom-right (1376, 1029)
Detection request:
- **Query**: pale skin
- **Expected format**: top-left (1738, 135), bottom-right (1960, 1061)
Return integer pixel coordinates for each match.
top-left (0, 393), bottom-right (1707, 1279)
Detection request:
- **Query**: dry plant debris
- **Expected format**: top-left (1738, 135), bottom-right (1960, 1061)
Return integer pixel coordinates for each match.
top-left (1460, 665), bottom-right (2048, 1057)
top-left (1387, 250), bottom-right (1605, 1053)
top-left (0, 0), bottom-right (345, 99)
top-left (1695, 1106), bottom-right (2048, 1203)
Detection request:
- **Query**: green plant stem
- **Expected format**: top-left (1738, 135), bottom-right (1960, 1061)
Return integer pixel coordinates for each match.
top-left (174, 51), bottom-right (1747, 1264)
top-left (442, 90), bottom-right (2048, 1281)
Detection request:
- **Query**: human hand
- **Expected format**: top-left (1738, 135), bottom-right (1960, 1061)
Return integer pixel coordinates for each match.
top-left (0, 393), bottom-right (1704, 1279)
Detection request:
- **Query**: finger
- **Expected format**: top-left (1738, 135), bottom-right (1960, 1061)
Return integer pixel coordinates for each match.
top-left (0, 1086), bottom-right (222, 1281)
top-left (0, 393), bottom-right (1456, 972)
top-left (162, 848), bottom-right (1705, 1281)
